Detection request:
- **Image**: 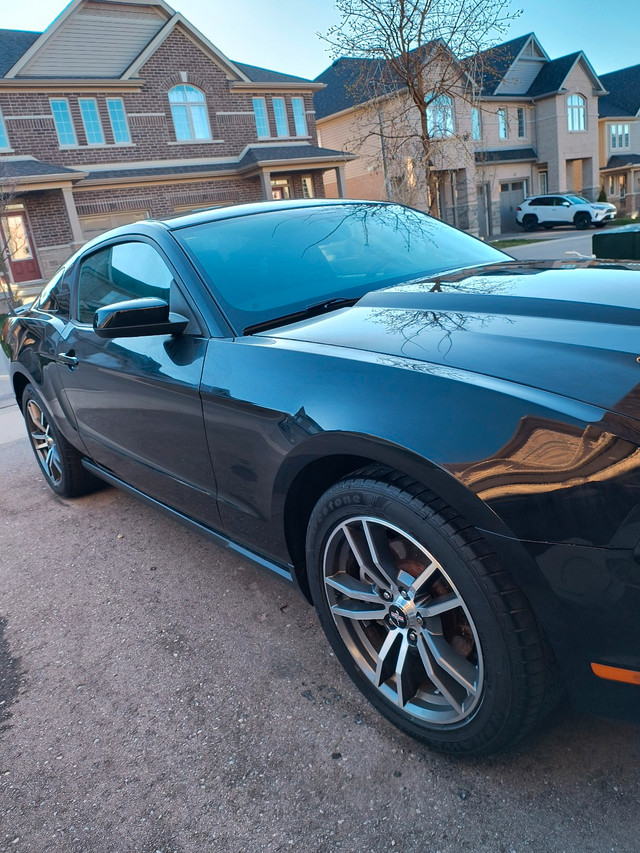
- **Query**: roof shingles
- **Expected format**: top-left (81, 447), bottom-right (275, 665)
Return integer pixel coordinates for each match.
top-left (0, 29), bottom-right (41, 76)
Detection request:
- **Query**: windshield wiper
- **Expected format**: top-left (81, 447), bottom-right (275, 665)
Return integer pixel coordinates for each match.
top-left (243, 297), bottom-right (360, 335)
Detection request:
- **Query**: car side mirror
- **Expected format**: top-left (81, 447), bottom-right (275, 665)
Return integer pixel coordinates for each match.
top-left (562, 201), bottom-right (570, 206)
top-left (93, 297), bottom-right (189, 338)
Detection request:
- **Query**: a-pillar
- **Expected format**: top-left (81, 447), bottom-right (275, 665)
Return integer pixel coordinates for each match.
top-left (260, 169), bottom-right (273, 200)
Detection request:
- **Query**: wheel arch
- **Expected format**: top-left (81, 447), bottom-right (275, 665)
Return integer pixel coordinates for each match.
top-left (278, 433), bottom-right (520, 602)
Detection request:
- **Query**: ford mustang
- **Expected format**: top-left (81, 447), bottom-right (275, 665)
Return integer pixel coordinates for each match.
top-left (3, 199), bottom-right (640, 755)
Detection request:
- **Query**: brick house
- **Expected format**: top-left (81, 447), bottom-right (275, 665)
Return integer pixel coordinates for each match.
top-left (0, 0), bottom-right (354, 297)
top-left (314, 33), bottom-right (606, 236)
top-left (597, 64), bottom-right (640, 217)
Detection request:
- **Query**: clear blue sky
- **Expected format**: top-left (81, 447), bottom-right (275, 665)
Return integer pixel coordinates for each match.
top-left (4, 0), bottom-right (639, 80)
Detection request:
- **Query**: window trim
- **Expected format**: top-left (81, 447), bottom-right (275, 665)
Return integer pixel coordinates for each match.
top-left (0, 106), bottom-right (10, 150)
top-left (608, 122), bottom-right (630, 150)
top-left (78, 97), bottom-right (105, 146)
top-left (567, 94), bottom-right (587, 132)
top-left (50, 97), bottom-right (77, 147)
top-left (291, 97), bottom-right (308, 137)
top-left (252, 97), bottom-right (270, 139)
top-left (168, 84), bottom-right (212, 142)
top-left (272, 97), bottom-right (290, 138)
top-left (106, 97), bottom-right (131, 145)
top-left (517, 107), bottom-right (526, 139)
top-left (301, 174), bottom-right (315, 198)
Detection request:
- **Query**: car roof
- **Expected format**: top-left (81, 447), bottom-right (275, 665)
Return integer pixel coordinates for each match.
top-left (160, 198), bottom-right (394, 231)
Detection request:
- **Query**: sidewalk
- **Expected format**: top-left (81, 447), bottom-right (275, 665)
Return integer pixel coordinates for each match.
top-left (0, 345), bottom-right (25, 446)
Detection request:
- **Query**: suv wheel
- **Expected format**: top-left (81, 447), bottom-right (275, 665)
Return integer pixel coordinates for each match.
top-left (522, 215), bottom-right (538, 232)
top-left (574, 213), bottom-right (591, 230)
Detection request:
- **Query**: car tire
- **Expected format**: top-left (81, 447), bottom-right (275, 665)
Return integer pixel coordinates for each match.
top-left (22, 385), bottom-right (101, 498)
top-left (306, 466), bottom-right (556, 756)
top-left (574, 213), bottom-right (591, 230)
top-left (522, 215), bottom-right (538, 232)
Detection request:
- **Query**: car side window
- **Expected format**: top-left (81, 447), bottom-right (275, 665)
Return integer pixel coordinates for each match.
top-left (530, 197), bottom-right (549, 206)
top-left (37, 267), bottom-right (73, 319)
top-left (77, 242), bottom-right (174, 325)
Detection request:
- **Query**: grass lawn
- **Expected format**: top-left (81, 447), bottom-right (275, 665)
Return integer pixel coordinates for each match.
top-left (489, 238), bottom-right (547, 249)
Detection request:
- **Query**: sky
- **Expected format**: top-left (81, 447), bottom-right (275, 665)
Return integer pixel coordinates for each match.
top-left (2, 0), bottom-right (639, 80)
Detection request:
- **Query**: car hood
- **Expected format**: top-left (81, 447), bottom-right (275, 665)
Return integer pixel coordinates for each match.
top-left (267, 261), bottom-right (640, 420)
top-left (589, 202), bottom-right (616, 211)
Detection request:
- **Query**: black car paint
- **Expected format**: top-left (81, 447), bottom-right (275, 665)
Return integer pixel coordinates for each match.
top-left (3, 201), bottom-right (640, 723)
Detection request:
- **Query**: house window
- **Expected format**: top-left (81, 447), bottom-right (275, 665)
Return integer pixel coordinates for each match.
top-left (301, 175), bottom-right (315, 198)
top-left (567, 94), bottom-right (586, 132)
top-left (106, 98), bottom-right (131, 144)
top-left (79, 98), bottom-right (105, 145)
top-left (608, 175), bottom-right (615, 196)
top-left (609, 123), bottom-right (630, 150)
top-left (427, 94), bottom-right (454, 137)
top-left (498, 108), bottom-right (508, 139)
top-left (252, 98), bottom-right (270, 138)
top-left (50, 98), bottom-right (77, 146)
top-left (517, 107), bottom-right (526, 138)
top-left (270, 178), bottom-right (291, 200)
top-left (471, 107), bottom-right (482, 141)
top-left (539, 171), bottom-right (548, 194)
top-left (292, 97), bottom-right (308, 136)
top-left (273, 97), bottom-right (289, 137)
top-left (168, 85), bottom-right (211, 141)
top-left (0, 107), bottom-right (10, 150)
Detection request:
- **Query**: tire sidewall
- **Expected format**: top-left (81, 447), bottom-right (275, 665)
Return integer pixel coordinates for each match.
top-left (306, 479), bottom-right (520, 752)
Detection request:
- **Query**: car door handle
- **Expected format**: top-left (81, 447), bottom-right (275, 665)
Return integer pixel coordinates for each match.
top-left (57, 351), bottom-right (79, 367)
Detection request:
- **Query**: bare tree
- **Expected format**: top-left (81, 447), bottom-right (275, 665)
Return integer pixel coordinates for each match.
top-left (322, 0), bottom-right (520, 220)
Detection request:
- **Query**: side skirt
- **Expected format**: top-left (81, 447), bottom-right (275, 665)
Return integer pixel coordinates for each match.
top-left (82, 459), bottom-right (294, 584)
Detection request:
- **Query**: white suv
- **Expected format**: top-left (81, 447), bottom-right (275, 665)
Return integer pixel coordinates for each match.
top-left (516, 194), bottom-right (617, 232)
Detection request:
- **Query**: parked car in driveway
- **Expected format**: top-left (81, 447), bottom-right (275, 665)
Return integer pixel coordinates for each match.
top-left (516, 194), bottom-right (617, 231)
top-left (3, 199), bottom-right (640, 755)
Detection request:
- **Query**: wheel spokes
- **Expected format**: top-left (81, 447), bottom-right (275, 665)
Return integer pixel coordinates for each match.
top-left (421, 630), bottom-right (479, 696)
top-left (331, 599), bottom-right (387, 621)
top-left (325, 572), bottom-right (381, 603)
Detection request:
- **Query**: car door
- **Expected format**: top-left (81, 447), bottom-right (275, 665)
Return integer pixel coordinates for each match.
top-left (548, 196), bottom-right (570, 224)
top-left (56, 238), bottom-right (221, 527)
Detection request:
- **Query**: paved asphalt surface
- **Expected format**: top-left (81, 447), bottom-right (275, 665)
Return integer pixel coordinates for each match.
top-left (1, 243), bottom-right (639, 853)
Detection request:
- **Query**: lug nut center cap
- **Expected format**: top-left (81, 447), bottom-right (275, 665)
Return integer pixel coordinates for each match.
top-left (388, 604), bottom-right (408, 629)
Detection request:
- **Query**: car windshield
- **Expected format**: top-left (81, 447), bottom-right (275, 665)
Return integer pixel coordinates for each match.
top-left (566, 196), bottom-right (590, 205)
top-left (173, 203), bottom-right (510, 332)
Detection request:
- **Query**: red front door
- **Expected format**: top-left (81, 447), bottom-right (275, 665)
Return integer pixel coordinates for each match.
top-left (1, 212), bottom-right (42, 283)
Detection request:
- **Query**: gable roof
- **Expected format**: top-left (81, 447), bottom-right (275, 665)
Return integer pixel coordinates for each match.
top-left (525, 52), bottom-right (582, 97)
top-left (598, 64), bottom-right (640, 117)
top-left (314, 58), bottom-right (379, 119)
top-left (474, 33), bottom-right (533, 96)
top-left (0, 29), bottom-right (41, 76)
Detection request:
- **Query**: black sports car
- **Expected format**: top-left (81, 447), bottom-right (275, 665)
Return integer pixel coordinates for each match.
top-left (3, 199), bottom-right (640, 755)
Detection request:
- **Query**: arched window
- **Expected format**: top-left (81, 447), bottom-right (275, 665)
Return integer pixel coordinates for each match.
top-left (567, 94), bottom-right (586, 132)
top-left (168, 84), bottom-right (211, 141)
top-left (426, 94), bottom-right (454, 137)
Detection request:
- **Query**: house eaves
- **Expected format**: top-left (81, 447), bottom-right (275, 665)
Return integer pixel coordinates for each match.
top-left (0, 77), bottom-right (144, 92)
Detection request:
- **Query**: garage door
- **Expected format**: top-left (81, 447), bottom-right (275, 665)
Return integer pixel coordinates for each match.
top-left (79, 210), bottom-right (150, 242)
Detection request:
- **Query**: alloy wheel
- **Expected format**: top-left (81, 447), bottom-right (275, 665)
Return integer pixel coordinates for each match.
top-left (322, 516), bottom-right (484, 726)
top-left (26, 399), bottom-right (63, 486)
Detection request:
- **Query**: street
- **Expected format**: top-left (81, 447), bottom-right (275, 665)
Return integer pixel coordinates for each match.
top-left (1, 429), bottom-right (639, 853)
top-left (499, 229), bottom-right (595, 262)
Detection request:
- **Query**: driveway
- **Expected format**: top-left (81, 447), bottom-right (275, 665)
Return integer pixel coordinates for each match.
top-left (1, 435), bottom-right (639, 852)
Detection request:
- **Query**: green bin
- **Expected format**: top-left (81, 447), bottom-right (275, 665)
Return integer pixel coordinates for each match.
top-left (593, 225), bottom-right (640, 260)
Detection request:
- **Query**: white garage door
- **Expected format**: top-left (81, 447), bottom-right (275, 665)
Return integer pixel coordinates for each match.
top-left (79, 210), bottom-right (150, 242)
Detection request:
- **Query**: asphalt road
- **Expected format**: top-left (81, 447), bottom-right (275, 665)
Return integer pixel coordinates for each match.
top-left (503, 230), bottom-right (594, 262)
top-left (1, 431), bottom-right (639, 853)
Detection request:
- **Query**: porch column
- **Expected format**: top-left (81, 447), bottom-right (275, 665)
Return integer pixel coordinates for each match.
top-left (335, 165), bottom-right (347, 198)
top-left (61, 186), bottom-right (84, 244)
top-left (260, 169), bottom-right (273, 201)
